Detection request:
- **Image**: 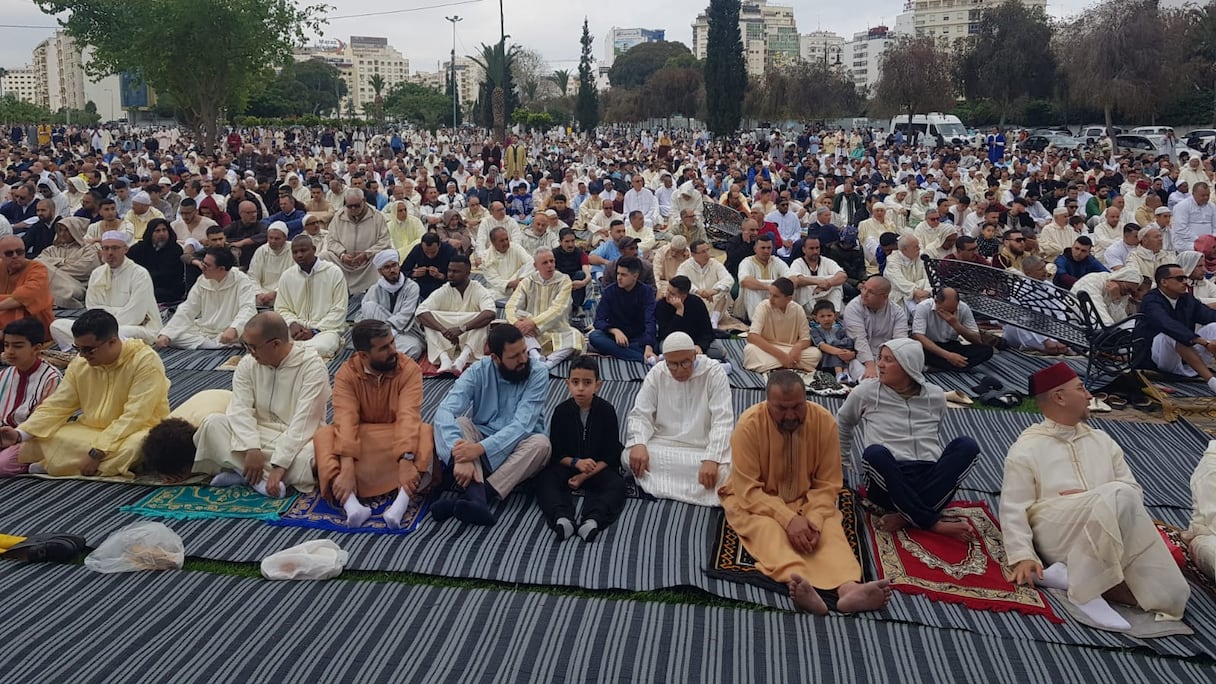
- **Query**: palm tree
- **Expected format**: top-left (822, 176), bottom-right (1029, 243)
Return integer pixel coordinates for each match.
top-left (549, 69), bottom-right (571, 98)
top-left (470, 42), bottom-right (519, 141)
top-left (368, 73), bottom-right (387, 123)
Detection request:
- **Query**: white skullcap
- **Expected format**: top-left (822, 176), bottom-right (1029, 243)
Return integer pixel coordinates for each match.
top-left (1155, 206), bottom-right (1172, 216)
top-left (1109, 265), bottom-right (1144, 284)
top-left (266, 221), bottom-right (288, 236)
top-left (372, 249), bottom-right (400, 269)
top-left (131, 190), bottom-right (151, 205)
top-left (1138, 225), bottom-right (1160, 241)
top-left (1052, 206), bottom-right (1068, 216)
top-left (663, 331), bottom-right (696, 353)
top-left (101, 230), bottom-right (129, 244)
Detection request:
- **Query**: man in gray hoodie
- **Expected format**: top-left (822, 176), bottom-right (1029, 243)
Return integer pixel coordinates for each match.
top-left (836, 338), bottom-right (979, 541)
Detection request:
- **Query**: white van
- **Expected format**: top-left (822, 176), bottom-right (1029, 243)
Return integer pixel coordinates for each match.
top-left (889, 113), bottom-right (969, 146)
top-left (1132, 126), bottom-right (1175, 137)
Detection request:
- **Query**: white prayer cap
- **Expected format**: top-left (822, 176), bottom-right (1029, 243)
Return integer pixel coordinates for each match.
top-left (1109, 265), bottom-right (1144, 284)
top-left (1155, 206), bottom-right (1172, 216)
top-left (372, 249), bottom-right (400, 270)
top-left (267, 221), bottom-right (289, 236)
top-left (100, 230), bottom-right (129, 244)
top-left (663, 332), bottom-right (696, 353)
top-left (1137, 225), bottom-right (1161, 241)
top-left (1052, 206), bottom-right (1068, 216)
top-left (131, 190), bottom-right (151, 205)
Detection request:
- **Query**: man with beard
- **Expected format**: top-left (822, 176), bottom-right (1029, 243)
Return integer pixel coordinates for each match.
top-left (223, 200), bottom-right (267, 271)
top-left (416, 254), bottom-right (495, 374)
top-left (248, 222), bottom-right (292, 306)
top-left (128, 218), bottom-right (185, 303)
top-left (314, 320), bottom-right (433, 528)
top-left (719, 370), bottom-right (893, 615)
top-left (273, 235), bottom-right (348, 359)
top-left (431, 323), bottom-right (551, 526)
top-left (361, 249), bottom-right (425, 359)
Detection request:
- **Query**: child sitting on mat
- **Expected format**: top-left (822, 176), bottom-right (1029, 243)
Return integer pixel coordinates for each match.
top-left (809, 300), bottom-right (864, 383)
top-left (0, 319), bottom-right (62, 477)
top-left (534, 354), bottom-right (627, 542)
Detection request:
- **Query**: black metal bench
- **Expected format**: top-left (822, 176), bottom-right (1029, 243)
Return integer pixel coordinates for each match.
top-left (705, 201), bottom-right (744, 249)
top-left (922, 256), bottom-right (1144, 388)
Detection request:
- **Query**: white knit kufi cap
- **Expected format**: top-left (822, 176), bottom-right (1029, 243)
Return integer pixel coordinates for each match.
top-left (372, 249), bottom-right (400, 269)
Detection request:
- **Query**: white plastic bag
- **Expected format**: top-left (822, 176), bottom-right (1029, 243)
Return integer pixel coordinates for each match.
top-left (260, 540), bottom-right (349, 581)
top-left (84, 521), bottom-right (185, 574)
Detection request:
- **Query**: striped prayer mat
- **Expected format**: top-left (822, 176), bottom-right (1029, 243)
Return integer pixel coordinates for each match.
top-left (722, 338), bottom-right (767, 390)
top-left (0, 564), bottom-right (1209, 683)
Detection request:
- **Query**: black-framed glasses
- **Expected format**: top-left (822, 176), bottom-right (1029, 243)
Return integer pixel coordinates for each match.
top-left (345, 203), bottom-right (362, 209)
top-left (0, 249), bottom-right (23, 257)
top-left (72, 338), bottom-right (114, 357)
top-left (1163, 275), bottom-right (1189, 282)
top-left (665, 358), bottom-right (694, 371)
top-left (242, 338), bottom-right (277, 353)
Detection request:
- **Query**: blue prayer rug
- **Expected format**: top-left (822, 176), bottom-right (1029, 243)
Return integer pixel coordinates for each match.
top-left (267, 489), bottom-right (430, 535)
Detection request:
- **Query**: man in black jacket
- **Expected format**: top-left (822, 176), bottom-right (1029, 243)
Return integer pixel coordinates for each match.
top-left (1136, 263), bottom-right (1216, 394)
top-left (535, 355), bottom-right (627, 542)
top-left (655, 276), bottom-right (725, 361)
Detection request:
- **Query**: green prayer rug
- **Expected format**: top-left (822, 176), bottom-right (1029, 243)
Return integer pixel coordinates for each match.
top-left (120, 486), bottom-right (299, 521)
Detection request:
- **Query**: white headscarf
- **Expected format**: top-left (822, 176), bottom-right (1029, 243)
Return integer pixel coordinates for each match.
top-left (373, 248), bottom-right (405, 293)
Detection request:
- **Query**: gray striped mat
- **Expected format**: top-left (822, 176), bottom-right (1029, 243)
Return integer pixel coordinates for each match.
top-left (1, 564), bottom-right (1208, 684)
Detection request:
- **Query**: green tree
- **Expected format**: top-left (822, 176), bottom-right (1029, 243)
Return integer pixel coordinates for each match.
top-left (383, 82), bottom-right (451, 130)
top-left (601, 89), bottom-right (642, 122)
top-left (470, 41), bottom-right (520, 138)
top-left (0, 95), bottom-right (51, 124)
top-left (744, 61), bottom-right (861, 122)
top-left (607, 41), bottom-right (693, 89)
top-left (39, 0), bottom-right (327, 151)
top-left (368, 73), bottom-right (386, 122)
top-left (956, 0), bottom-right (1056, 127)
top-left (704, 0), bottom-right (747, 136)
top-left (245, 64), bottom-right (307, 118)
top-left (642, 66), bottom-right (703, 124)
top-left (1057, 0), bottom-right (1167, 136)
top-left (873, 36), bottom-right (956, 129)
top-left (549, 69), bottom-right (571, 97)
top-left (294, 58), bottom-right (346, 115)
top-left (576, 19), bottom-right (599, 131)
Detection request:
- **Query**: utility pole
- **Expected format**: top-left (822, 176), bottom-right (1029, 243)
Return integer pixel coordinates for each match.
top-left (445, 15), bottom-right (463, 130)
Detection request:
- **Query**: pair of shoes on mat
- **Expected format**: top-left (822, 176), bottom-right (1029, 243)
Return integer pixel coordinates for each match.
top-left (805, 371), bottom-right (849, 396)
top-left (4, 533), bottom-right (86, 563)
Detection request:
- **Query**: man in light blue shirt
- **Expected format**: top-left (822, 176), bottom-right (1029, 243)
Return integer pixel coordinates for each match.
top-left (432, 324), bottom-right (551, 525)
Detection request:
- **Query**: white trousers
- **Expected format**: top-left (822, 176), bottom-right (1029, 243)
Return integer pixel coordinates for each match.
top-left (1151, 322), bottom-right (1216, 377)
top-left (51, 319), bottom-right (157, 351)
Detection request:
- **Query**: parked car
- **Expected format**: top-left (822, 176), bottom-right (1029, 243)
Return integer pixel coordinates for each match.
top-left (1116, 134), bottom-right (1203, 159)
top-left (1081, 125), bottom-right (1123, 143)
top-left (1131, 126), bottom-right (1175, 137)
top-left (1184, 129), bottom-right (1216, 150)
top-left (1021, 133), bottom-right (1082, 152)
top-left (1031, 126), bottom-right (1074, 136)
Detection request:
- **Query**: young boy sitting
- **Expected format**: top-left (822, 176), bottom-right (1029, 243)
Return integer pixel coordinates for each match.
top-left (138, 390), bottom-right (234, 482)
top-left (809, 300), bottom-right (864, 383)
top-left (0, 319), bottom-right (62, 477)
top-left (535, 354), bottom-right (627, 542)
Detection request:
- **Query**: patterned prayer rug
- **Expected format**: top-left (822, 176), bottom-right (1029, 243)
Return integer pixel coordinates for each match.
top-left (1156, 521), bottom-right (1216, 599)
top-left (865, 501), bottom-right (1063, 623)
top-left (266, 488), bottom-right (430, 535)
top-left (706, 489), bottom-right (862, 594)
top-left (119, 486), bottom-right (299, 521)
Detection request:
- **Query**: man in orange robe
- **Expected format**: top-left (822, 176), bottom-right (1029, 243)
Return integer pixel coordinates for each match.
top-left (0, 235), bottom-right (53, 339)
top-left (314, 319), bottom-right (434, 528)
top-left (720, 369), bottom-right (892, 614)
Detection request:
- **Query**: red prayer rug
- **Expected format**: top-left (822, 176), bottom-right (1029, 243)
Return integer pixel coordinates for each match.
top-left (865, 501), bottom-right (1063, 623)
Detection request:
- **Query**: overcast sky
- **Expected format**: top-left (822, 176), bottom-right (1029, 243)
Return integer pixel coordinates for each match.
top-left (2, 0), bottom-right (1095, 76)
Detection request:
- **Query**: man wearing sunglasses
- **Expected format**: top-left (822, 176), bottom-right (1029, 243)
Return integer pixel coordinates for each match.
top-left (3, 309), bottom-right (170, 478)
top-left (0, 234), bottom-right (53, 340)
top-left (1136, 263), bottom-right (1216, 395)
top-left (323, 188), bottom-right (392, 295)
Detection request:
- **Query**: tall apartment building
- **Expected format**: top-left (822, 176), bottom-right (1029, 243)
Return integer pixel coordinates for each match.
top-left (844, 25), bottom-right (896, 95)
top-left (692, 0), bottom-right (800, 76)
top-left (901, 0), bottom-right (1046, 50)
top-left (2, 30), bottom-right (87, 112)
top-left (440, 57), bottom-right (483, 105)
top-left (295, 36), bottom-right (409, 114)
top-left (604, 28), bottom-right (666, 67)
top-left (800, 30), bottom-right (845, 66)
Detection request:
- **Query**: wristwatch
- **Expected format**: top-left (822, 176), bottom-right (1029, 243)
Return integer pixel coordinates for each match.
top-left (87, 448), bottom-right (105, 461)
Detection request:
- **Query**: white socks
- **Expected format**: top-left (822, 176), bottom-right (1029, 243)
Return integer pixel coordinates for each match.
top-left (342, 493), bottom-right (372, 528)
top-left (1037, 562), bottom-right (1070, 591)
top-left (1036, 562), bottom-right (1132, 631)
top-left (252, 478), bottom-right (288, 499)
top-left (545, 348), bottom-right (574, 368)
top-left (578, 519), bottom-right (600, 542)
top-left (718, 362), bottom-right (733, 374)
top-left (210, 471), bottom-right (245, 487)
top-left (710, 311), bottom-right (721, 328)
top-left (529, 348), bottom-right (544, 364)
top-left (437, 352), bottom-right (455, 373)
top-left (453, 349), bottom-right (471, 371)
top-left (555, 517), bottom-right (574, 540)
top-left (28, 462), bottom-right (46, 475)
top-left (1207, 377), bottom-right (1216, 395)
top-left (384, 488), bottom-right (410, 529)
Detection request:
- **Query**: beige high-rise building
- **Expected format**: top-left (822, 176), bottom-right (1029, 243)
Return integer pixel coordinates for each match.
top-left (800, 30), bottom-right (845, 66)
top-left (902, 0), bottom-right (1047, 50)
top-left (692, 0), bottom-right (801, 77)
top-left (295, 36), bottom-right (409, 115)
top-left (844, 26), bottom-right (897, 95)
top-left (2, 30), bottom-right (86, 112)
top-left (440, 57), bottom-right (483, 105)
top-left (0, 67), bottom-right (40, 106)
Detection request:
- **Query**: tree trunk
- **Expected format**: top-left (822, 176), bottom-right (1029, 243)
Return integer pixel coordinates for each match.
top-left (492, 86), bottom-right (505, 142)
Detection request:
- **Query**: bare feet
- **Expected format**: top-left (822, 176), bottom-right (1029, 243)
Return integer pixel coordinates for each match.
top-left (787, 573), bottom-right (829, 615)
top-left (836, 579), bottom-right (893, 613)
top-left (876, 513), bottom-right (908, 534)
top-left (930, 518), bottom-right (975, 542)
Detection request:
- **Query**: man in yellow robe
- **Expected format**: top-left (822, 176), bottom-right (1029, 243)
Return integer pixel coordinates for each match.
top-left (1002, 362), bottom-right (1190, 629)
top-left (0, 309), bottom-right (170, 478)
top-left (720, 370), bottom-right (892, 614)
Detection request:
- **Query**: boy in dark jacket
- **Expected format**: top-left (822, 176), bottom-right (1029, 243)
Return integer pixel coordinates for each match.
top-left (536, 355), bottom-right (627, 541)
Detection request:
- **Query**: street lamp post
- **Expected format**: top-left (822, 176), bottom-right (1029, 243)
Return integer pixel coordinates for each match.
top-left (445, 15), bottom-right (463, 130)
top-left (103, 88), bottom-right (115, 122)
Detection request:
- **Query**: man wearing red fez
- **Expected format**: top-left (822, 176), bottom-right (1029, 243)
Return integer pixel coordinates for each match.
top-left (1000, 362), bottom-right (1190, 630)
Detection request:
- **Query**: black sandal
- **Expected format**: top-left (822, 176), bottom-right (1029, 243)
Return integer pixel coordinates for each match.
top-left (980, 389), bottom-right (1024, 409)
top-left (971, 375), bottom-right (1004, 395)
top-left (3, 534), bottom-right (87, 563)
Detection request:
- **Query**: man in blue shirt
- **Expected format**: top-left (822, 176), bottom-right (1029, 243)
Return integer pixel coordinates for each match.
top-left (432, 324), bottom-right (551, 525)
top-left (589, 256), bottom-right (657, 362)
top-left (265, 192), bottom-right (307, 238)
top-left (1053, 236), bottom-right (1108, 289)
